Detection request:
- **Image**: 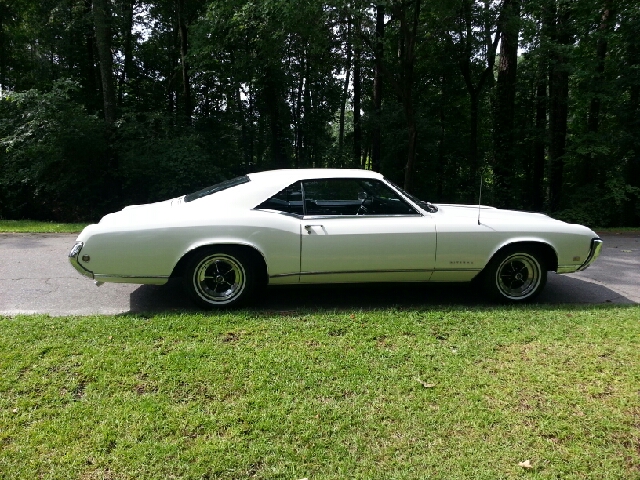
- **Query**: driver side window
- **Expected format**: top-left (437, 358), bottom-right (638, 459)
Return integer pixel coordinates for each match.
top-left (302, 178), bottom-right (418, 216)
top-left (255, 178), bottom-right (419, 216)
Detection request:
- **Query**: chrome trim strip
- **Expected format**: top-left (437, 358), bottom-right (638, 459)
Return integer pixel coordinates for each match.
top-left (68, 242), bottom-right (94, 279)
top-left (93, 274), bottom-right (169, 280)
top-left (269, 267), bottom-right (482, 279)
top-left (270, 273), bottom-right (301, 279)
top-left (557, 265), bottom-right (580, 274)
top-left (252, 209), bottom-right (304, 219)
top-left (577, 238), bottom-right (603, 272)
top-left (301, 268), bottom-right (432, 277)
top-left (302, 214), bottom-right (424, 219)
top-left (430, 268), bottom-right (482, 272)
top-left (252, 209), bottom-right (423, 220)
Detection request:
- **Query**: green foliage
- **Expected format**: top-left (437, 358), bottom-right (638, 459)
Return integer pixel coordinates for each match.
top-left (0, 0), bottom-right (639, 225)
top-left (115, 113), bottom-right (227, 205)
top-left (0, 80), bottom-right (107, 221)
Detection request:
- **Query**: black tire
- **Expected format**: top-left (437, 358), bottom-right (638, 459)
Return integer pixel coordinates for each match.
top-left (482, 247), bottom-right (547, 302)
top-left (182, 247), bottom-right (257, 309)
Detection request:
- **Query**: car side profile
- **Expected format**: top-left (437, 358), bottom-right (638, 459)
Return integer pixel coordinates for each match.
top-left (69, 169), bottom-right (602, 307)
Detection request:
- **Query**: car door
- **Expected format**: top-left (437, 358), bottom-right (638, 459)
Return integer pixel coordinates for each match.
top-left (298, 178), bottom-right (436, 284)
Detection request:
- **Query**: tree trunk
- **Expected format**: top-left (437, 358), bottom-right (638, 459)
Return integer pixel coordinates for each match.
top-left (247, 83), bottom-right (255, 171)
top-left (492, 0), bottom-right (521, 208)
top-left (82, 0), bottom-right (99, 112)
top-left (302, 56), bottom-right (312, 167)
top-left (455, 0), bottom-right (500, 191)
top-left (588, 2), bottom-right (615, 135)
top-left (92, 0), bottom-right (120, 205)
top-left (339, 19), bottom-right (352, 161)
top-left (401, 0), bottom-right (420, 193)
top-left (256, 111), bottom-right (266, 169)
top-left (371, 5), bottom-right (385, 172)
top-left (353, 22), bottom-right (362, 168)
top-left (167, 25), bottom-right (179, 118)
top-left (294, 62), bottom-right (304, 168)
top-left (548, 1), bottom-right (572, 212)
top-left (624, 25), bottom-right (640, 224)
top-left (532, 77), bottom-right (547, 211)
top-left (0, 4), bottom-right (6, 94)
top-left (92, 0), bottom-right (116, 125)
top-left (118, 0), bottom-right (135, 108)
top-left (264, 66), bottom-right (288, 168)
top-left (437, 75), bottom-right (446, 201)
top-left (235, 84), bottom-right (250, 173)
top-left (176, 0), bottom-right (192, 123)
top-left (583, 2), bottom-right (616, 185)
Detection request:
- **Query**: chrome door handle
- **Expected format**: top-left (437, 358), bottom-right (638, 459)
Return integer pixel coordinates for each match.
top-left (304, 225), bottom-right (324, 234)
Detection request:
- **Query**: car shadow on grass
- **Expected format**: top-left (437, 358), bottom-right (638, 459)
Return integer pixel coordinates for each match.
top-left (128, 273), bottom-right (636, 313)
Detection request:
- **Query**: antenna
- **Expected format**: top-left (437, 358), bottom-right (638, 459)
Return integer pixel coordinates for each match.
top-left (477, 175), bottom-right (483, 225)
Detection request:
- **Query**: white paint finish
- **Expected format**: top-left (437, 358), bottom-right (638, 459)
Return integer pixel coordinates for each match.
top-left (70, 168), bottom-right (601, 290)
top-left (78, 210), bottom-right (301, 282)
top-left (242, 211), bottom-right (301, 277)
top-left (432, 204), bottom-right (598, 273)
top-left (299, 215), bottom-right (436, 283)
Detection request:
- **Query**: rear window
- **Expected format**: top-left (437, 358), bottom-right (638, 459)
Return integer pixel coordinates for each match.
top-left (184, 176), bottom-right (250, 203)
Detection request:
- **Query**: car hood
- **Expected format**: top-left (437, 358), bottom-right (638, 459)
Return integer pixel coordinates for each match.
top-left (435, 203), bottom-right (595, 233)
top-left (436, 203), bottom-right (548, 220)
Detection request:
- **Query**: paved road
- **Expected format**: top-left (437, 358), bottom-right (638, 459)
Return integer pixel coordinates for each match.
top-left (0, 233), bottom-right (638, 316)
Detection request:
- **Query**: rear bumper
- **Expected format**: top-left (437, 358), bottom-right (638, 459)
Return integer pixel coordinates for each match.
top-left (68, 242), bottom-right (94, 279)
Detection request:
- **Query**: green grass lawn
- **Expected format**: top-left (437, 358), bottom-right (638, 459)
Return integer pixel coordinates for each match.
top-left (1, 306), bottom-right (639, 479)
top-left (0, 220), bottom-right (89, 233)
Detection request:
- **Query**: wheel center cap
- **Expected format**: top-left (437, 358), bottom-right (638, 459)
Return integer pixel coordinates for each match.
top-left (215, 275), bottom-right (225, 284)
top-left (515, 273), bottom-right (523, 281)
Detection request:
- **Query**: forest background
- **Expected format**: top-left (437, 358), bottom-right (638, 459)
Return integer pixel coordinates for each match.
top-left (0, 0), bottom-right (638, 227)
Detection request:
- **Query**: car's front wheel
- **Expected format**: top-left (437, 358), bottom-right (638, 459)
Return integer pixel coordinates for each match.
top-left (182, 247), bottom-right (257, 308)
top-left (482, 247), bottom-right (547, 302)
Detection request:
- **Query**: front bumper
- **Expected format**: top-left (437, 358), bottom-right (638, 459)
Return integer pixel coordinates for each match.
top-left (68, 242), bottom-right (94, 279)
top-left (577, 238), bottom-right (603, 272)
top-left (557, 237), bottom-right (603, 274)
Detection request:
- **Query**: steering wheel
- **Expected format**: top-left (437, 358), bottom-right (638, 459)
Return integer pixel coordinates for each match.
top-left (356, 199), bottom-right (369, 215)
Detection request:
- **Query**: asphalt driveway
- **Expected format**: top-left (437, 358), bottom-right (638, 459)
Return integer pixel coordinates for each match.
top-left (0, 233), bottom-right (638, 316)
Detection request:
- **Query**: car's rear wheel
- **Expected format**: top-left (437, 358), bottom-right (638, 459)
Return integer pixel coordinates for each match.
top-left (483, 247), bottom-right (547, 302)
top-left (183, 247), bottom-right (257, 308)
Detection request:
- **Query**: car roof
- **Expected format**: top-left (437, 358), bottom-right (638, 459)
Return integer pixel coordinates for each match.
top-left (192, 168), bottom-right (386, 210)
top-left (247, 168), bottom-right (383, 184)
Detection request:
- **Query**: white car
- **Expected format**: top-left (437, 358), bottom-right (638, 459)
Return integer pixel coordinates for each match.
top-left (69, 169), bottom-right (602, 307)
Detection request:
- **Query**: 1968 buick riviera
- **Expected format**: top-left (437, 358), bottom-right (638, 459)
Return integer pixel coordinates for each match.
top-left (69, 169), bottom-right (602, 308)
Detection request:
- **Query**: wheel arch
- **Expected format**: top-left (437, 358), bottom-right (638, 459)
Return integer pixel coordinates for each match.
top-left (485, 240), bottom-right (558, 273)
top-left (170, 242), bottom-right (269, 286)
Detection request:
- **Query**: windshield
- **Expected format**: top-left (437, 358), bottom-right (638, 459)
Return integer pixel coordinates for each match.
top-left (184, 175), bottom-right (250, 203)
top-left (387, 181), bottom-right (438, 213)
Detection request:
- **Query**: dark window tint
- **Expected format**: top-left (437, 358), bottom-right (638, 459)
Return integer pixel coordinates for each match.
top-left (387, 180), bottom-right (438, 213)
top-left (255, 182), bottom-right (304, 215)
top-left (302, 178), bottom-right (417, 216)
top-left (184, 176), bottom-right (250, 203)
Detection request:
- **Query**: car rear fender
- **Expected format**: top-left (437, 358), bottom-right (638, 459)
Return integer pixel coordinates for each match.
top-left (170, 240), bottom-right (269, 284)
